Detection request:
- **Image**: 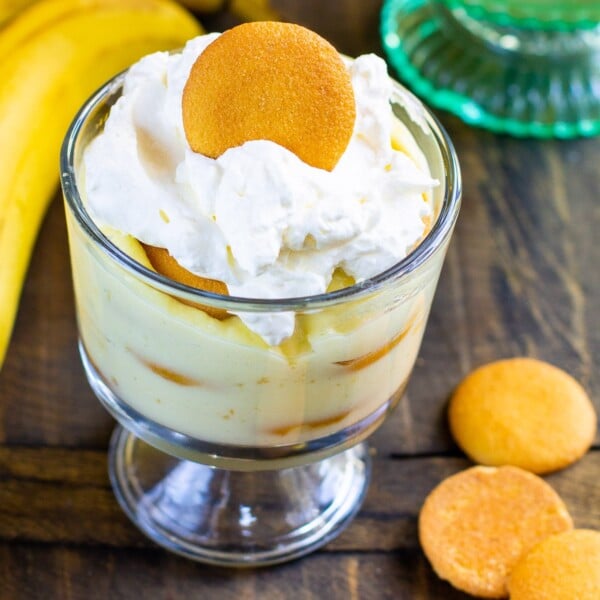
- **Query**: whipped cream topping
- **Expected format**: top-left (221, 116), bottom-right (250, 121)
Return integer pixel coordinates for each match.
top-left (84, 34), bottom-right (437, 345)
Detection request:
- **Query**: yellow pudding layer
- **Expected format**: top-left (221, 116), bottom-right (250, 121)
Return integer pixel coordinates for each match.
top-left (67, 112), bottom-right (448, 450)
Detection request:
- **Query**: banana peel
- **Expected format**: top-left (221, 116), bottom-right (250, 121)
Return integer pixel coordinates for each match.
top-left (178, 0), bottom-right (224, 12)
top-left (1, 0), bottom-right (223, 27)
top-left (178, 0), bottom-right (280, 21)
top-left (0, 0), bottom-right (201, 370)
top-left (0, 0), bottom-right (36, 27)
top-left (230, 0), bottom-right (278, 21)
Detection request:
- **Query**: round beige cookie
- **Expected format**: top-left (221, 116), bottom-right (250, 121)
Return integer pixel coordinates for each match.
top-left (509, 529), bottom-right (600, 600)
top-left (418, 465), bottom-right (573, 598)
top-left (448, 358), bottom-right (596, 474)
top-left (143, 244), bottom-right (229, 320)
top-left (182, 21), bottom-right (356, 172)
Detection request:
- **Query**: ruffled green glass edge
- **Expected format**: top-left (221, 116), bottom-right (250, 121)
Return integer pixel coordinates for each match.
top-left (443, 0), bottom-right (600, 31)
top-left (380, 0), bottom-right (600, 139)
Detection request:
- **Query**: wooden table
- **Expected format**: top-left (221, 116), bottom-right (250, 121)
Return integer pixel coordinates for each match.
top-left (1, 2), bottom-right (598, 598)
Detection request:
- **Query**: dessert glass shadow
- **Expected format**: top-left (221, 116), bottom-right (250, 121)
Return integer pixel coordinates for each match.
top-left (61, 73), bottom-right (461, 566)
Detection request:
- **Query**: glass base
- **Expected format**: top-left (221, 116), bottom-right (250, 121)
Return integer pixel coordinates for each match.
top-left (109, 425), bottom-right (371, 566)
top-left (381, 0), bottom-right (600, 138)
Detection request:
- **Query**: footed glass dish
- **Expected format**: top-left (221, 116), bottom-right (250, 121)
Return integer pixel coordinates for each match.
top-left (60, 71), bottom-right (461, 567)
top-left (381, 0), bottom-right (600, 138)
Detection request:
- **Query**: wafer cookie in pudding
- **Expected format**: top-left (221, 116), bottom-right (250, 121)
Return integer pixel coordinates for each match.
top-left (142, 243), bottom-right (228, 319)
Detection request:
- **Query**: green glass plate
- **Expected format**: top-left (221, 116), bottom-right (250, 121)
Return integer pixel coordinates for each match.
top-left (380, 0), bottom-right (600, 138)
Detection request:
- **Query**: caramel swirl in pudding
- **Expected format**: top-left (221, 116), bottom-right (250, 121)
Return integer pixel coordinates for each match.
top-left (335, 311), bottom-right (419, 371)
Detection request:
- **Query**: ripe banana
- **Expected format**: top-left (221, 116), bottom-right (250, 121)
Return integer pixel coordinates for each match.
top-left (1, 0), bottom-right (223, 27)
top-left (177, 0), bottom-right (224, 12)
top-left (230, 0), bottom-right (278, 21)
top-left (178, 0), bottom-right (280, 21)
top-left (0, 0), bottom-right (35, 26)
top-left (0, 0), bottom-right (201, 370)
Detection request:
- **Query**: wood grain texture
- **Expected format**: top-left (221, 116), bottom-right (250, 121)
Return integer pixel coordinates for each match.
top-left (0, 1), bottom-right (598, 598)
top-left (370, 124), bottom-right (600, 456)
top-left (0, 449), bottom-right (598, 551)
top-left (0, 451), bottom-right (598, 600)
top-left (0, 198), bottom-right (113, 449)
top-left (0, 543), bottom-right (474, 600)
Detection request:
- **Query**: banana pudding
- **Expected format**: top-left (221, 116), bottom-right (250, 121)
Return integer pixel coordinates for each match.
top-left (64, 24), bottom-right (458, 451)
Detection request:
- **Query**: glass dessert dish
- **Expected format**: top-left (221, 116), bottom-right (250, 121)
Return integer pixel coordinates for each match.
top-left (381, 0), bottom-right (600, 138)
top-left (60, 72), bottom-right (461, 566)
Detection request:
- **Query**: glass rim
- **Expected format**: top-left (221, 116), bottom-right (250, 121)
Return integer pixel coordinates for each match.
top-left (60, 69), bottom-right (461, 313)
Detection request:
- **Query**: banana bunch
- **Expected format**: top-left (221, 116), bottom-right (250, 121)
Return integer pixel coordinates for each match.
top-left (177, 0), bottom-right (279, 21)
top-left (0, 0), bottom-right (34, 25)
top-left (0, 0), bottom-right (201, 370)
top-left (229, 0), bottom-right (278, 21)
top-left (177, 0), bottom-right (225, 12)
